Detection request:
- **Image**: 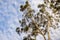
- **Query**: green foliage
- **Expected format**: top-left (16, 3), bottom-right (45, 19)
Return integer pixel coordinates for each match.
top-left (16, 27), bottom-right (20, 35)
top-left (24, 26), bottom-right (29, 32)
top-left (16, 0), bottom-right (60, 40)
top-left (20, 1), bottom-right (30, 11)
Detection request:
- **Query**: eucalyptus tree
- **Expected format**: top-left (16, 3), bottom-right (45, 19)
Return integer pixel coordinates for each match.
top-left (16, 0), bottom-right (60, 40)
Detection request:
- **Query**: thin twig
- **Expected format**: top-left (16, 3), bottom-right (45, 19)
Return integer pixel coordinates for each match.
top-left (48, 21), bottom-right (50, 40)
top-left (31, 18), bottom-right (46, 40)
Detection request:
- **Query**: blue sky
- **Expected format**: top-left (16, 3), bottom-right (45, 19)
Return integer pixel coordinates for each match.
top-left (0, 0), bottom-right (60, 40)
top-left (0, 0), bottom-right (24, 40)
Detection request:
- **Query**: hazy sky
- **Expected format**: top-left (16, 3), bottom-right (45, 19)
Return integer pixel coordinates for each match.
top-left (0, 0), bottom-right (60, 40)
top-left (0, 0), bottom-right (23, 40)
